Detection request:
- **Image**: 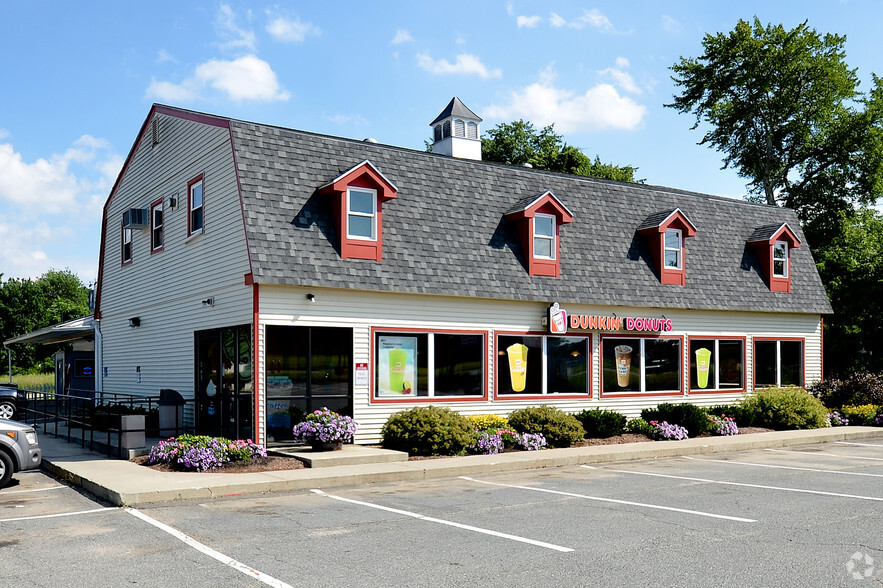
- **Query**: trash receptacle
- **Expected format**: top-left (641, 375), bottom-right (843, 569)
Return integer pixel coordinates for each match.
top-left (158, 389), bottom-right (185, 437)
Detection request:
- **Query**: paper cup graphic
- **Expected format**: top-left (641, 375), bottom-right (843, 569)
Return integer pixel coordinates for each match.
top-left (506, 343), bottom-right (528, 392)
top-left (614, 345), bottom-right (633, 387)
top-left (695, 347), bottom-right (712, 389)
top-left (550, 303), bottom-right (566, 333)
top-left (388, 349), bottom-right (408, 393)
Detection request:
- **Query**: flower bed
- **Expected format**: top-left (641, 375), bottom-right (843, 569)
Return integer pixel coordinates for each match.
top-left (146, 434), bottom-right (267, 472)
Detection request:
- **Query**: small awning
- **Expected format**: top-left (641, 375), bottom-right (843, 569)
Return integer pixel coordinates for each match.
top-left (4, 315), bottom-right (95, 346)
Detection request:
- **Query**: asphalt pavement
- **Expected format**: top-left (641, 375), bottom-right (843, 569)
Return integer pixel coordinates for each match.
top-left (36, 426), bottom-right (883, 506)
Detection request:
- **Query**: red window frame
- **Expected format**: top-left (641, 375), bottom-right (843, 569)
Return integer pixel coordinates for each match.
top-left (752, 337), bottom-right (806, 389)
top-left (599, 333), bottom-right (685, 398)
top-left (150, 197), bottom-right (164, 253)
top-left (494, 331), bottom-right (592, 400)
top-left (187, 174), bottom-right (204, 237)
top-left (686, 336), bottom-right (747, 394)
top-left (369, 327), bottom-right (489, 404)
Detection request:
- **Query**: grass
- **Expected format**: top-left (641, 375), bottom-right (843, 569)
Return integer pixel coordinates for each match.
top-left (11, 373), bottom-right (54, 391)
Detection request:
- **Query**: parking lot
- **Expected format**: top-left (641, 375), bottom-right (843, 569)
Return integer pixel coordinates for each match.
top-left (2, 438), bottom-right (882, 587)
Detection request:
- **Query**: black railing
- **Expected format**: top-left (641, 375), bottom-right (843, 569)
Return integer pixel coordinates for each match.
top-left (16, 388), bottom-right (194, 459)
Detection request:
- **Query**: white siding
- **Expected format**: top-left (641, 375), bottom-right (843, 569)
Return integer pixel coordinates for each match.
top-left (98, 114), bottom-right (253, 403)
top-left (259, 286), bottom-right (824, 444)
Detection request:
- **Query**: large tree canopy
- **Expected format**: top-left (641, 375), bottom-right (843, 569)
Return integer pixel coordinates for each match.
top-left (481, 120), bottom-right (640, 183)
top-left (0, 269), bottom-right (90, 373)
top-left (667, 17), bottom-right (883, 245)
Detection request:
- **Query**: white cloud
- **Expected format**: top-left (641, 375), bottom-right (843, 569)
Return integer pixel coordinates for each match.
top-left (215, 4), bottom-right (257, 51)
top-left (266, 14), bottom-right (321, 43)
top-left (417, 53), bottom-right (502, 79)
top-left (484, 66), bottom-right (646, 133)
top-left (597, 57), bottom-right (642, 95)
top-left (146, 55), bottom-right (290, 103)
top-left (156, 49), bottom-right (177, 64)
top-left (517, 15), bottom-right (542, 28)
top-left (549, 9), bottom-right (619, 32)
top-left (0, 136), bottom-right (120, 280)
top-left (391, 29), bottom-right (412, 44)
top-left (661, 14), bottom-right (682, 34)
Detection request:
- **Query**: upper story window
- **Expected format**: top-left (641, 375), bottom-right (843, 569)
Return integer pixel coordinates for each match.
top-left (188, 175), bottom-right (204, 237)
top-left (636, 208), bottom-right (697, 286)
top-left (319, 160), bottom-right (398, 262)
top-left (504, 191), bottom-right (573, 278)
top-left (664, 228), bottom-right (682, 269)
top-left (747, 223), bottom-right (801, 293)
top-left (121, 225), bottom-right (133, 265)
top-left (533, 214), bottom-right (556, 260)
top-left (347, 187), bottom-right (377, 240)
top-left (773, 241), bottom-right (788, 277)
top-left (150, 199), bottom-right (164, 252)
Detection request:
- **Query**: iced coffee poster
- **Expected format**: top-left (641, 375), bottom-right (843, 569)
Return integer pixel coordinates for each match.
top-left (602, 338), bottom-right (640, 392)
top-left (377, 336), bottom-right (417, 396)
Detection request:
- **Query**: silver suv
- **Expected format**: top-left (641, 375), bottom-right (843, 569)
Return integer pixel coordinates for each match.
top-left (0, 419), bottom-right (42, 488)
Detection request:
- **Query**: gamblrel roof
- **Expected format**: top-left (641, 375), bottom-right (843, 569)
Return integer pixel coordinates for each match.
top-left (225, 113), bottom-right (831, 314)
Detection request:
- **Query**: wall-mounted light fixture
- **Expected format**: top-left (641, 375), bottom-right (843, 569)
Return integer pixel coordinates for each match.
top-left (169, 195), bottom-right (178, 209)
top-left (129, 317), bottom-right (141, 327)
top-left (202, 297), bottom-right (214, 307)
top-left (306, 293), bottom-right (316, 304)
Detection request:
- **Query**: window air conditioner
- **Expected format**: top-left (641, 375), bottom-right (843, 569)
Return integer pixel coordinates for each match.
top-left (122, 208), bottom-right (149, 228)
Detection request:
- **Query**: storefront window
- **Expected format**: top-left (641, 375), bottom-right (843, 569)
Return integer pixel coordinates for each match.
top-left (496, 334), bottom-right (589, 395)
top-left (374, 331), bottom-right (484, 398)
top-left (689, 338), bottom-right (744, 391)
top-left (602, 336), bottom-right (681, 395)
top-left (754, 339), bottom-right (803, 388)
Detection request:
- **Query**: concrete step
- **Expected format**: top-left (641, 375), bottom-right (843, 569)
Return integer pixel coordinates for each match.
top-left (272, 445), bottom-right (409, 468)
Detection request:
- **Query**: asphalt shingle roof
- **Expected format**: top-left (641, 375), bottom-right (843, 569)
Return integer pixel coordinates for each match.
top-left (229, 119), bottom-right (833, 315)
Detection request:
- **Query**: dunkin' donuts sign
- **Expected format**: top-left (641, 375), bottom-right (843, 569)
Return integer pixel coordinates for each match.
top-left (548, 302), bottom-right (673, 334)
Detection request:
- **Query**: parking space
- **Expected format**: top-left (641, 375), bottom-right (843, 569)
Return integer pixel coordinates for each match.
top-left (1, 438), bottom-right (881, 587)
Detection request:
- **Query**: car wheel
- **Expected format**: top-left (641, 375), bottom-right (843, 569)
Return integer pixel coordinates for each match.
top-left (0, 451), bottom-right (13, 489)
top-left (0, 401), bottom-right (14, 420)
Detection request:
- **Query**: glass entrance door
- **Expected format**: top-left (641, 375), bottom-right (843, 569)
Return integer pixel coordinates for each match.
top-left (265, 326), bottom-right (353, 444)
top-left (195, 325), bottom-right (253, 439)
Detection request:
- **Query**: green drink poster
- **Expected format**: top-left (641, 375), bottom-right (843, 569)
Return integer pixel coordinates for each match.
top-left (378, 336), bottom-right (417, 396)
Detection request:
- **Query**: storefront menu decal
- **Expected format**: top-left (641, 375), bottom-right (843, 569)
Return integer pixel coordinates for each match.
top-left (548, 302), bottom-right (673, 334)
top-left (377, 336), bottom-right (417, 396)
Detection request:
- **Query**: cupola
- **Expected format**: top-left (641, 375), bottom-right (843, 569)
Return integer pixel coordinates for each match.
top-left (430, 97), bottom-right (482, 161)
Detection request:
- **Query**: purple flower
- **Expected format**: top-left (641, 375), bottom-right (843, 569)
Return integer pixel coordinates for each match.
top-left (292, 407), bottom-right (358, 444)
top-left (651, 421), bottom-right (688, 441)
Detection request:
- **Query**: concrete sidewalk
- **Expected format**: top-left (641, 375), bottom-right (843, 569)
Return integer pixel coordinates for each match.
top-left (38, 427), bottom-right (883, 506)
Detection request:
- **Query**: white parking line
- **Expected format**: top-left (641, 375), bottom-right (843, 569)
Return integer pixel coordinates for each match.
top-left (460, 475), bottom-right (755, 523)
top-left (125, 508), bottom-right (294, 588)
top-left (836, 441), bottom-right (883, 448)
top-left (584, 466), bottom-right (883, 502)
top-left (764, 448), bottom-right (883, 462)
top-left (682, 456), bottom-right (883, 478)
top-left (310, 488), bottom-right (574, 552)
top-left (0, 507), bottom-right (115, 522)
top-left (0, 485), bottom-right (66, 494)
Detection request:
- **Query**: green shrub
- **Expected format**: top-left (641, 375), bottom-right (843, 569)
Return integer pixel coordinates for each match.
top-left (840, 404), bottom-right (882, 426)
top-left (506, 405), bottom-right (585, 448)
top-left (739, 387), bottom-right (829, 430)
top-left (641, 403), bottom-right (710, 437)
top-left (625, 417), bottom-right (654, 437)
top-left (574, 409), bottom-right (626, 438)
top-left (381, 406), bottom-right (477, 456)
top-left (467, 414), bottom-right (510, 431)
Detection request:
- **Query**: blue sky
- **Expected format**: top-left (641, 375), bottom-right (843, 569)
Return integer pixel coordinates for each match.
top-left (1, 1), bottom-right (880, 284)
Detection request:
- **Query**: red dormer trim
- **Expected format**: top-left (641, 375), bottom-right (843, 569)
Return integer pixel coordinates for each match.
top-left (637, 208), bottom-right (697, 286)
top-left (319, 160), bottom-right (398, 261)
top-left (505, 191), bottom-right (574, 278)
top-left (748, 223), bottom-right (801, 293)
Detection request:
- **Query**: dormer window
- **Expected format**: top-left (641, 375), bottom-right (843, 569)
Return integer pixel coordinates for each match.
top-left (533, 214), bottom-right (556, 260)
top-left (319, 160), bottom-right (398, 262)
top-left (505, 191), bottom-right (574, 278)
top-left (637, 208), bottom-right (697, 286)
top-left (347, 187), bottom-right (377, 240)
top-left (664, 228), bottom-right (682, 269)
top-left (747, 223), bottom-right (801, 292)
top-left (772, 241), bottom-right (788, 277)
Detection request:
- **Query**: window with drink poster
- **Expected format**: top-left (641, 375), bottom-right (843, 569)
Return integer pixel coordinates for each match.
top-left (600, 335), bottom-right (683, 397)
top-left (377, 336), bottom-right (418, 396)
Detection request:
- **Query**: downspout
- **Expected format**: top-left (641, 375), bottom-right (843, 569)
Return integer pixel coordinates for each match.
top-left (94, 318), bottom-right (103, 392)
top-left (4, 344), bottom-right (11, 383)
